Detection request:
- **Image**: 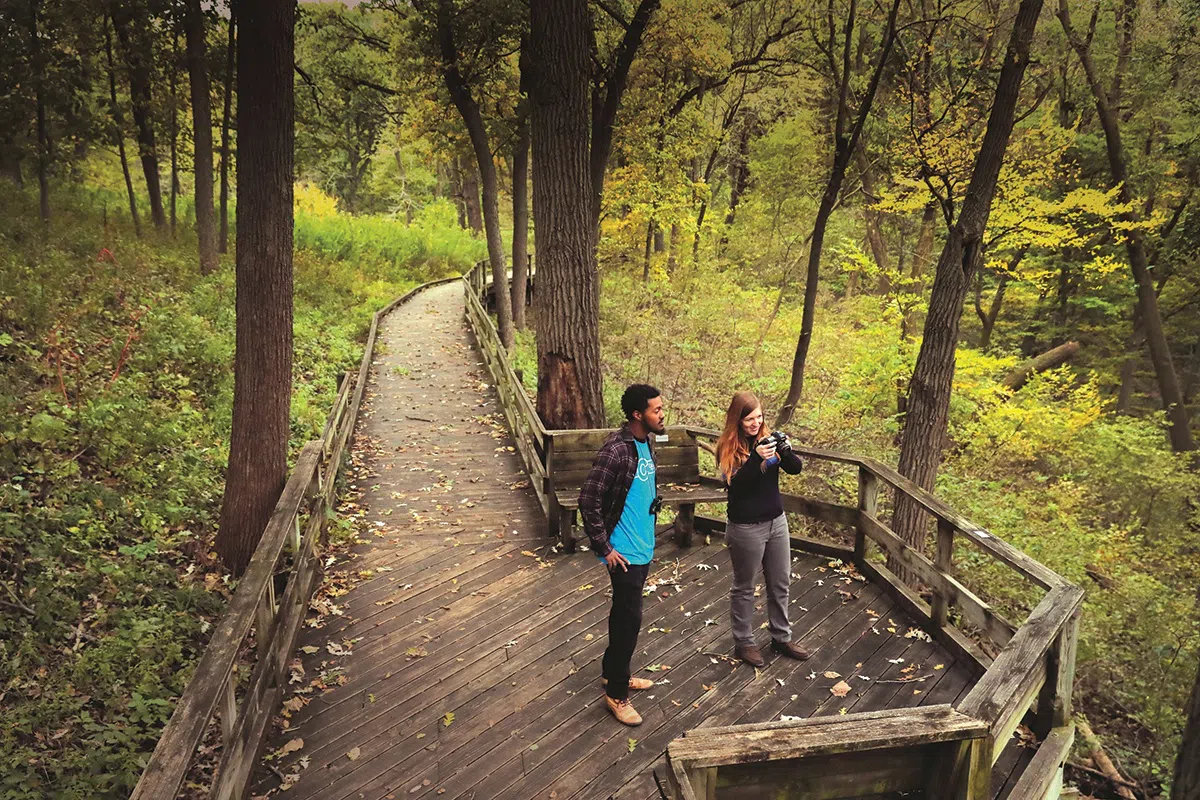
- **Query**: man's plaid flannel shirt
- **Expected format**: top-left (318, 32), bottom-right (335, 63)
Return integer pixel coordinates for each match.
top-left (577, 424), bottom-right (657, 558)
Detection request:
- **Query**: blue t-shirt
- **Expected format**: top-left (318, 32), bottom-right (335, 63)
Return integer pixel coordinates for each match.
top-left (604, 438), bottom-right (656, 565)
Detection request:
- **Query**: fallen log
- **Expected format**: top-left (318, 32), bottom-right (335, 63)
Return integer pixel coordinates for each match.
top-left (1003, 341), bottom-right (1081, 391)
top-left (1078, 717), bottom-right (1138, 800)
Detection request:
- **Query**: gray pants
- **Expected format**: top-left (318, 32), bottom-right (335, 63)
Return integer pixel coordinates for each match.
top-left (726, 514), bottom-right (792, 646)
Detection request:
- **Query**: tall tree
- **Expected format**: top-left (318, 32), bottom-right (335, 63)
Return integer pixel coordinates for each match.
top-left (104, 11), bottom-right (141, 236)
top-left (218, 6), bottom-right (235, 254)
top-left (892, 0), bottom-right (1047, 553)
top-left (774, 0), bottom-right (902, 426)
top-left (27, 0), bottom-right (51, 223)
top-left (510, 36), bottom-right (531, 330)
top-left (215, 0), bottom-right (295, 575)
top-left (1058, 0), bottom-right (1195, 453)
top-left (529, 0), bottom-right (604, 428)
top-left (590, 0), bottom-right (661, 228)
top-left (415, 0), bottom-right (515, 350)
top-left (111, 0), bottom-right (168, 229)
top-left (185, 0), bottom-right (218, 273)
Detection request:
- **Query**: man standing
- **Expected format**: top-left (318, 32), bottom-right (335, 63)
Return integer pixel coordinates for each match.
top-left (578, 384), bottom-right (666, 727)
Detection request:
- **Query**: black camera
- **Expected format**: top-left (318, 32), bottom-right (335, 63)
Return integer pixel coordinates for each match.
top-left (756, 431), bottom-right (792, 453)
top-left (648, 496), bottom-right (663, 516)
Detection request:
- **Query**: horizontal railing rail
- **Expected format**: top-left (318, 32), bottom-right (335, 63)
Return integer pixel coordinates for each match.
top-left (132, 274), bottom-right (463, 800)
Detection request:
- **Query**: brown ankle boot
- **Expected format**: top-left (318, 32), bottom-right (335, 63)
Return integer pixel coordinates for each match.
top-left (771, 639), bottom-right (810, 660)
top-left (605, 696), bottom-right (643, 726)
top-left (602, 677), bottom-right (655, 691)
top-left (735, 643), bottom-right (765, 668)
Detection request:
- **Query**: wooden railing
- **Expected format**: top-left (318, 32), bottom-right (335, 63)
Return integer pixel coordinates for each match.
top-left (461, 261), bottom-right (1082, 800)
top-left (131, 275), bottom-right (461, 800)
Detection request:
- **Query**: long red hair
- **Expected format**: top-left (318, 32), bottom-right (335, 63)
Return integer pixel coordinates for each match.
top-left (716, 391), bottom-right (770, 481)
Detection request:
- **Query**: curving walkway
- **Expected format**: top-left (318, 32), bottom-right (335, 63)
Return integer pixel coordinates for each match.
top-left (250, 282), bottom-right (1022, 800)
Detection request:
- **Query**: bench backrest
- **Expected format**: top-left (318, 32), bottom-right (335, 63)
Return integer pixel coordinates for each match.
top-left (546, 426), bottom-right (702, 493)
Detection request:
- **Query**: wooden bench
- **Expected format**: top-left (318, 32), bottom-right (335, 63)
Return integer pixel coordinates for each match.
top-left (546, 426), bottom-right (728, 552)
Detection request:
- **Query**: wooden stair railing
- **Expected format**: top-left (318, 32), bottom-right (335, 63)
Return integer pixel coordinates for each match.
top-left (130, 275), bottom-right (461, 800)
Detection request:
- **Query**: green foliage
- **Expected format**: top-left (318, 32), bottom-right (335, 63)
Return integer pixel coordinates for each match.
top-left (0, 173), bottom-right (480, 797)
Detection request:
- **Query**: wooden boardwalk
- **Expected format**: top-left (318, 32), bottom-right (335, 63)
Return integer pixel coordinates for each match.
top-left (250, 282), bottom-right (1026, 800)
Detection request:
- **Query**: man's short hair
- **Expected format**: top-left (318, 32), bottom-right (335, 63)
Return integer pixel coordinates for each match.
top-left (621, 384), bottom-right (661, 420)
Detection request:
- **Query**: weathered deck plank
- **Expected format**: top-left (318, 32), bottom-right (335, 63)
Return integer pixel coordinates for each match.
top-left (251, 282), bottom-right (978, 800)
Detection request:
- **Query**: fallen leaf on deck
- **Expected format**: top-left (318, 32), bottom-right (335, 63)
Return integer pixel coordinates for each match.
top-left (279, 738), bottom-right (304, 756)
top-left (645, 664), bottom-right (671, 672)
top-left (347, 747), bottom-right (360, 761)
top-left (823, 671), bottom-right (841, 679)
top-left (442, 712), bottom-right (455, 727)
top-left (830, 680), bottom-right (852, 698)
top-left (406, 646), bottom-right (429, 658)
top-left (299, 645), bottom-right (319, 655)
top-left (627, 738), bottom-right (638, 753)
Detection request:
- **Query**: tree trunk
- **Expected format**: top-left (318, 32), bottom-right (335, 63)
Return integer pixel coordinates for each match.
top-left (28, 0), bottom-right (50, 223)
top-left (112, 2), bottom-right (167, 229)
top-left (724, 124), bottom-right (751, 227)
top-left (169, 32), bottom-right (179, 237)
top-left (1058, 0), bottom-right (1195, 452)
top-left (643, 221), bottom-right (653, 282)
top-left (589, 0), bottom-right (661, 226)
top-left (856, 142), bottom-right (891, 285)
top-left (185, 0), bottom-right (218, 274)
top-left (775, 0), bottom-right (901, 427)
top-left (460, 154), bottom-right (483, 234)
top-left (448, 156), bottom-right (467, 228)
top-left (902, 202), bottom-right (938, 339)
top-left (434, 0), bottom-right (513, 350)
top-left (511, 38), bottom-right (532, 330)
top-left (1174, 630), bottom-right (1200, 800)
top-left (1002, 341), bottom-right (1081, 391)
top-left (218, 8), bottom-right (235, 254)
top-left (892, 0), bottom-right (1046, 563)
top-left (104, 13), bottom-right (141, 236)
top-left (531, 0), bottom-right (605, 429)
top-left (215, 0), bottom-right (295, 576)
top-left (975, 248), bottom-right (1023, 350)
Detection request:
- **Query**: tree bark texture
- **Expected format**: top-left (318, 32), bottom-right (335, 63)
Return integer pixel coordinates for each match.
top-left (892, 0), bottom-right (1046, 561)
top-left (531, 0), bottom-right (605, 429)
top-left (1174, 635), bottom-right (1200, 800)
top-left (185, 0), bottom-right (218, 274)
top-left (459, 154), bottom-right (483, 234)
top-left (433, 0), bottom-right (513, 350)
top-left (112, 1), bottom-right (167, 229)
top-left (219, 8), bottom-right (235, 254)
top-left (216, 0), bottom-right (295, 576)
top-left (169, 34), bottom-right (180, 236)
top-left (104, 13), bottom-right (141, 236)
top-left (1002, 341), bottom-right (1080, 392)
top-left (1058, 0), bottom-right (1195, 452)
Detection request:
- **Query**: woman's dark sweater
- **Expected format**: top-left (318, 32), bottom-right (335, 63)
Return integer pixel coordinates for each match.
top-left (725, 445), bottom-right (803, 524)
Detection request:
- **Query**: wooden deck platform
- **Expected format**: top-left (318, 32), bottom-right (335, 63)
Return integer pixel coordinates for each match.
top-left (248, 282), bottom-right (1032, 800)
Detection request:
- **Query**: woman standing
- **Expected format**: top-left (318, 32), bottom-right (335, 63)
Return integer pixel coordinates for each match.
top-left (716, 391), bottom-right (810, 667)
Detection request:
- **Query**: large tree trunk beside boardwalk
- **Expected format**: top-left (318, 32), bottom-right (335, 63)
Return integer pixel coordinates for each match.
top-left (185, 0), bottom-right (218, 274)
top-left (892, 0), bottom-right (1046, 563)
top-left (530, 0), bottom-right (605, 429)
top-left (460, 154), bottom-right (483, 234)
top-left (216, 0), bottom-right (295, 576)
top-left (219, 8), bottom-right (235, 254)
top-left (434, 0), bottom-right (513, 350)
top-left (112, 2), bottom-right (167, 229)
top-left (1058, 0), bottom-right (1195, 453)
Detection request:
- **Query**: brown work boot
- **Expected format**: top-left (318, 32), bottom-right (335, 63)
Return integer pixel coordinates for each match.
top-left (605, 696), bottom-right (643, 726)
top-left (771, 639), bottom-right (810, 660)
top-left (602, 677), bottom-right (655, 691)
top-left (735, 643), bottom-right (765, 668)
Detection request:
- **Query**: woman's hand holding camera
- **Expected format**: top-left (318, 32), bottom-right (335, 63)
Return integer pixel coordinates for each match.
top-left (754, 439), bottom-right (777, 460)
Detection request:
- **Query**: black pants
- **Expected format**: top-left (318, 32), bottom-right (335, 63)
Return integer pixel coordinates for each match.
top-left (602, 562), bottom-right (650, 700)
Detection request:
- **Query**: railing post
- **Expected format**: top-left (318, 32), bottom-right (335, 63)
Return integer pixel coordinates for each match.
top-left (855, 465), bottom-right (879, 561)
top-left (1034, 608), bottom-right (1080, 737)
top-left (932, 519), bottom-right (955, 629)
top-left (220, 669), bottom-right (237, 746)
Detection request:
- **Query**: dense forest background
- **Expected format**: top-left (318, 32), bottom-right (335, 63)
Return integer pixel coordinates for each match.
top-left (0, 0), bottom-right (1197, 797)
